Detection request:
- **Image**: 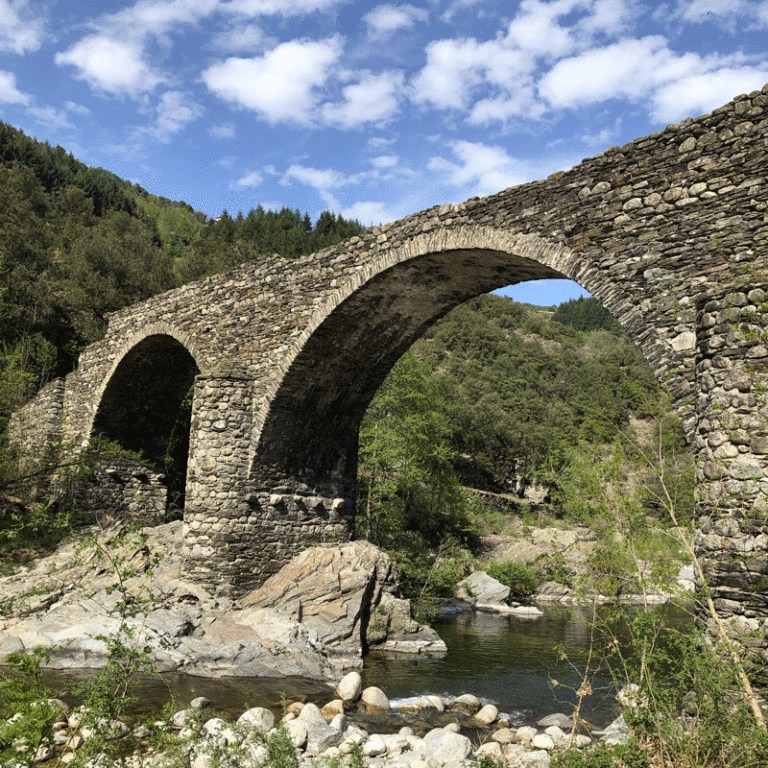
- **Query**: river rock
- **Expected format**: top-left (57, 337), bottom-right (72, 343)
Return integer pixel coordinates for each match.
top-left (283, 719), bottom-right (308, 748)
top-left (337, 671), bottom-right (362, 703)
top-left (537, 713), bottom-right (572, 729)
top-left (544, 725), bottom-right (568, 747)
top-left (474, 703), bottom-right (498, 725)
top-left (477, 741), bottom-right (503, 759)
top-left (241, 541), bottom-right (399, 652)
top-left (521, 751), bottom-right (552, 766)
top-left (416, 695), bottom-right (445, 712)
top-left (455, 571), bottom-right (510, 605)
top-left (517, 725), bottom-right (538, 745)
top-left (531, 732), bottom-right (555, 750)
top-left (423, 730), bottom-right (473, 763)
top-left (298, 702), bottom-right (326, 724)
top-left (534, 581), bottom-right (574, 601)
top-left (360, 686), bottom-right (390, 712)
top-left (237, 707), bottom-right (274, 731)
top-left (321, 699), bottom-right (344, 719)
top-left (451, 693), bottom-right (481, 714)
top-left (304, 720), bottom-right (343, 756)
top-left (363, 733), bottom-right (387, 757)
top-left (594, 713), bottom-right (630, 745)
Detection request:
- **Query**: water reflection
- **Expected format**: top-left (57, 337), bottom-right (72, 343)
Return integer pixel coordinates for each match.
top-left (39, 604), bottom-right (692, 729)
top-left (362, 604), bottom-right (693, 728)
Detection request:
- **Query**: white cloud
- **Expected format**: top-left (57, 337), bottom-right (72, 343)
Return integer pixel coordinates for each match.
top-left (210, 123), bottom-right (236, 139)
top-left (363, 4), bottom-right (429, 38)
top-left (504, 0), bottom-right (582, 58)
top-left (578, 0), bottom-right (639, 36)
top-left (210, 24), bottom-right (267, 52)
top-left (428, 140), bottom-right (535, 198)
top-left (321, 71), bottom-right (404, 128)
top-left (672, 0), bottom-right (744, 24)
top-left (539, 36), bottom-right (768, 123)
top-left (651, 67), bottom-right (768, 122)
top-left (669, 0), bottom-right (768, 30)
top-left (469, 84), bottom-right (544, 124)
top-left (100, 0), bottom-right (220, 39)
top-left (341, 200), bottom-right (392, 225)
top-left (371, 154), bottom-right (399, 169)
top-left (410, 36), bottom-right (536, 115)
top-left (539, 36), bottom-right (693, 108)
top-left (202, 37), bottom-right (342, 125)
top-left (28, 105), bottom-right (75, 130)
top-left (411, 38), bottom-right (488, 110)
top-left (0, 70), bottom-right (30, 104)
top-left (234, 170), bottom-right (263, 187)
top-left (411, 1), bottom-right (660, 122)
top-left (281, 163), bottom-right (361, 208)
top-left (222, 0), bottom-right (342, 16)
top-left (368, 135), bottom-right (397, 148)
top-left (152, 91), bottom-right (204, 141)
top-left (581, 119), bottom-right (621, 148)
top-left (65, 100), bottom-right (91, 115)
top-left (0, 0), bottom-right (45, 54)
top-left (55, 35), bottom-right (165, 97)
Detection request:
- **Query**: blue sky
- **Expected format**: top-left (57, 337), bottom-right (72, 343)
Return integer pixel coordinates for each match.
top-left (2, 0), bottom-right (768, 305)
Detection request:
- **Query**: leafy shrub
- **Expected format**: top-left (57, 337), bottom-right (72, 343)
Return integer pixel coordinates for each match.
top-left (551, 738), bottom-right (651, 768)
top-left (486, 559), bottom-right (539, 600)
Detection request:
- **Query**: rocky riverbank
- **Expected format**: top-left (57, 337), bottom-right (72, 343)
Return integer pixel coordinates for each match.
top-left (0, 522), bottom-right (444, 679)
top-left (9, 671), bottom-right (631, 767)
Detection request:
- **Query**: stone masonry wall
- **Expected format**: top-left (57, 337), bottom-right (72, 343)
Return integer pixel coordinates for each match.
top-left (8, 378), bottom-right (66, 500)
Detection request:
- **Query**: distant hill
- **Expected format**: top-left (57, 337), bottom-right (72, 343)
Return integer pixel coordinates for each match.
top-left (0, 121), bottom-right (366, 425)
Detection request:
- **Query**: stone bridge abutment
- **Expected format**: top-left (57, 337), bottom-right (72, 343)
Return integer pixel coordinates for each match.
top-left (12, 86), bottom-right (768, 638)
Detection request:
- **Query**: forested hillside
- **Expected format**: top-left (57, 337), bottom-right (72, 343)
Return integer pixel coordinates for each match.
top-left (0, 122), bottom-right (365, 428)
top-left (357, 295), bottom-right (693, 603)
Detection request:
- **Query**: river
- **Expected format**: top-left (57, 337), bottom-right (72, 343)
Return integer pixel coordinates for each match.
top-left (40, 603), bottom-right (693, 728)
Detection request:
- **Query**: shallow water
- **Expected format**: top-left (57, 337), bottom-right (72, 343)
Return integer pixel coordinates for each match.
top-left (40, 603), bottom-right (693, 729)
top-left (363, 603), bottom-right (694, 728)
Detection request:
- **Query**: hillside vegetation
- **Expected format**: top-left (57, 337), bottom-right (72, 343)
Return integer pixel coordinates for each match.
top-left (357, 294), bottom-right (694, 608)
top-left (0, 122), bottom-right (365, 429)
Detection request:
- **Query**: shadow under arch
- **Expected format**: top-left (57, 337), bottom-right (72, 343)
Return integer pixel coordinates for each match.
top-left (250, 228), bottom-right (651, 502)
top-left (91, 333), bottom-right (200, 509)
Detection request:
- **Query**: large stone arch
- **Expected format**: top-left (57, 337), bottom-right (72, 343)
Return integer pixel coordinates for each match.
top-left (249, 226), bottom-right (674, 503)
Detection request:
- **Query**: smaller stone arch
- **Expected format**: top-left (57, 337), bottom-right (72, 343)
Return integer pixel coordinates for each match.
top-left (85, 328), bottom-right (201, 522)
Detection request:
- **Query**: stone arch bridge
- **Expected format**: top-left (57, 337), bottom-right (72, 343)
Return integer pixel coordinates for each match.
top-left (16, 85), bottom-right (768, 622)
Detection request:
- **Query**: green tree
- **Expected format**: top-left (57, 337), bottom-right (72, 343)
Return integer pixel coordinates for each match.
top-left (358, 351), bottom-right (470, 550)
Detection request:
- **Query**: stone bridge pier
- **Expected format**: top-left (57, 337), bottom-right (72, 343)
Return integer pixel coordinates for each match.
top-left (12, 83), bottom-right (768, 642)
top-left (182, 372), bottom-right (355, 591)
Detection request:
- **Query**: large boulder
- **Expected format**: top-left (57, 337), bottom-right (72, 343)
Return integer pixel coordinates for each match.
top-left (241, 541), bottom-right (444, 655)
top-left (455, 571), bottom-right (510, 606)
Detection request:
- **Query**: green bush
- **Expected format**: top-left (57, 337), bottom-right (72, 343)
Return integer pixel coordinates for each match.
top-left (486, 559), bottom-right (539, 600)
top-left (552, 738), bottom-right (651, 768)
